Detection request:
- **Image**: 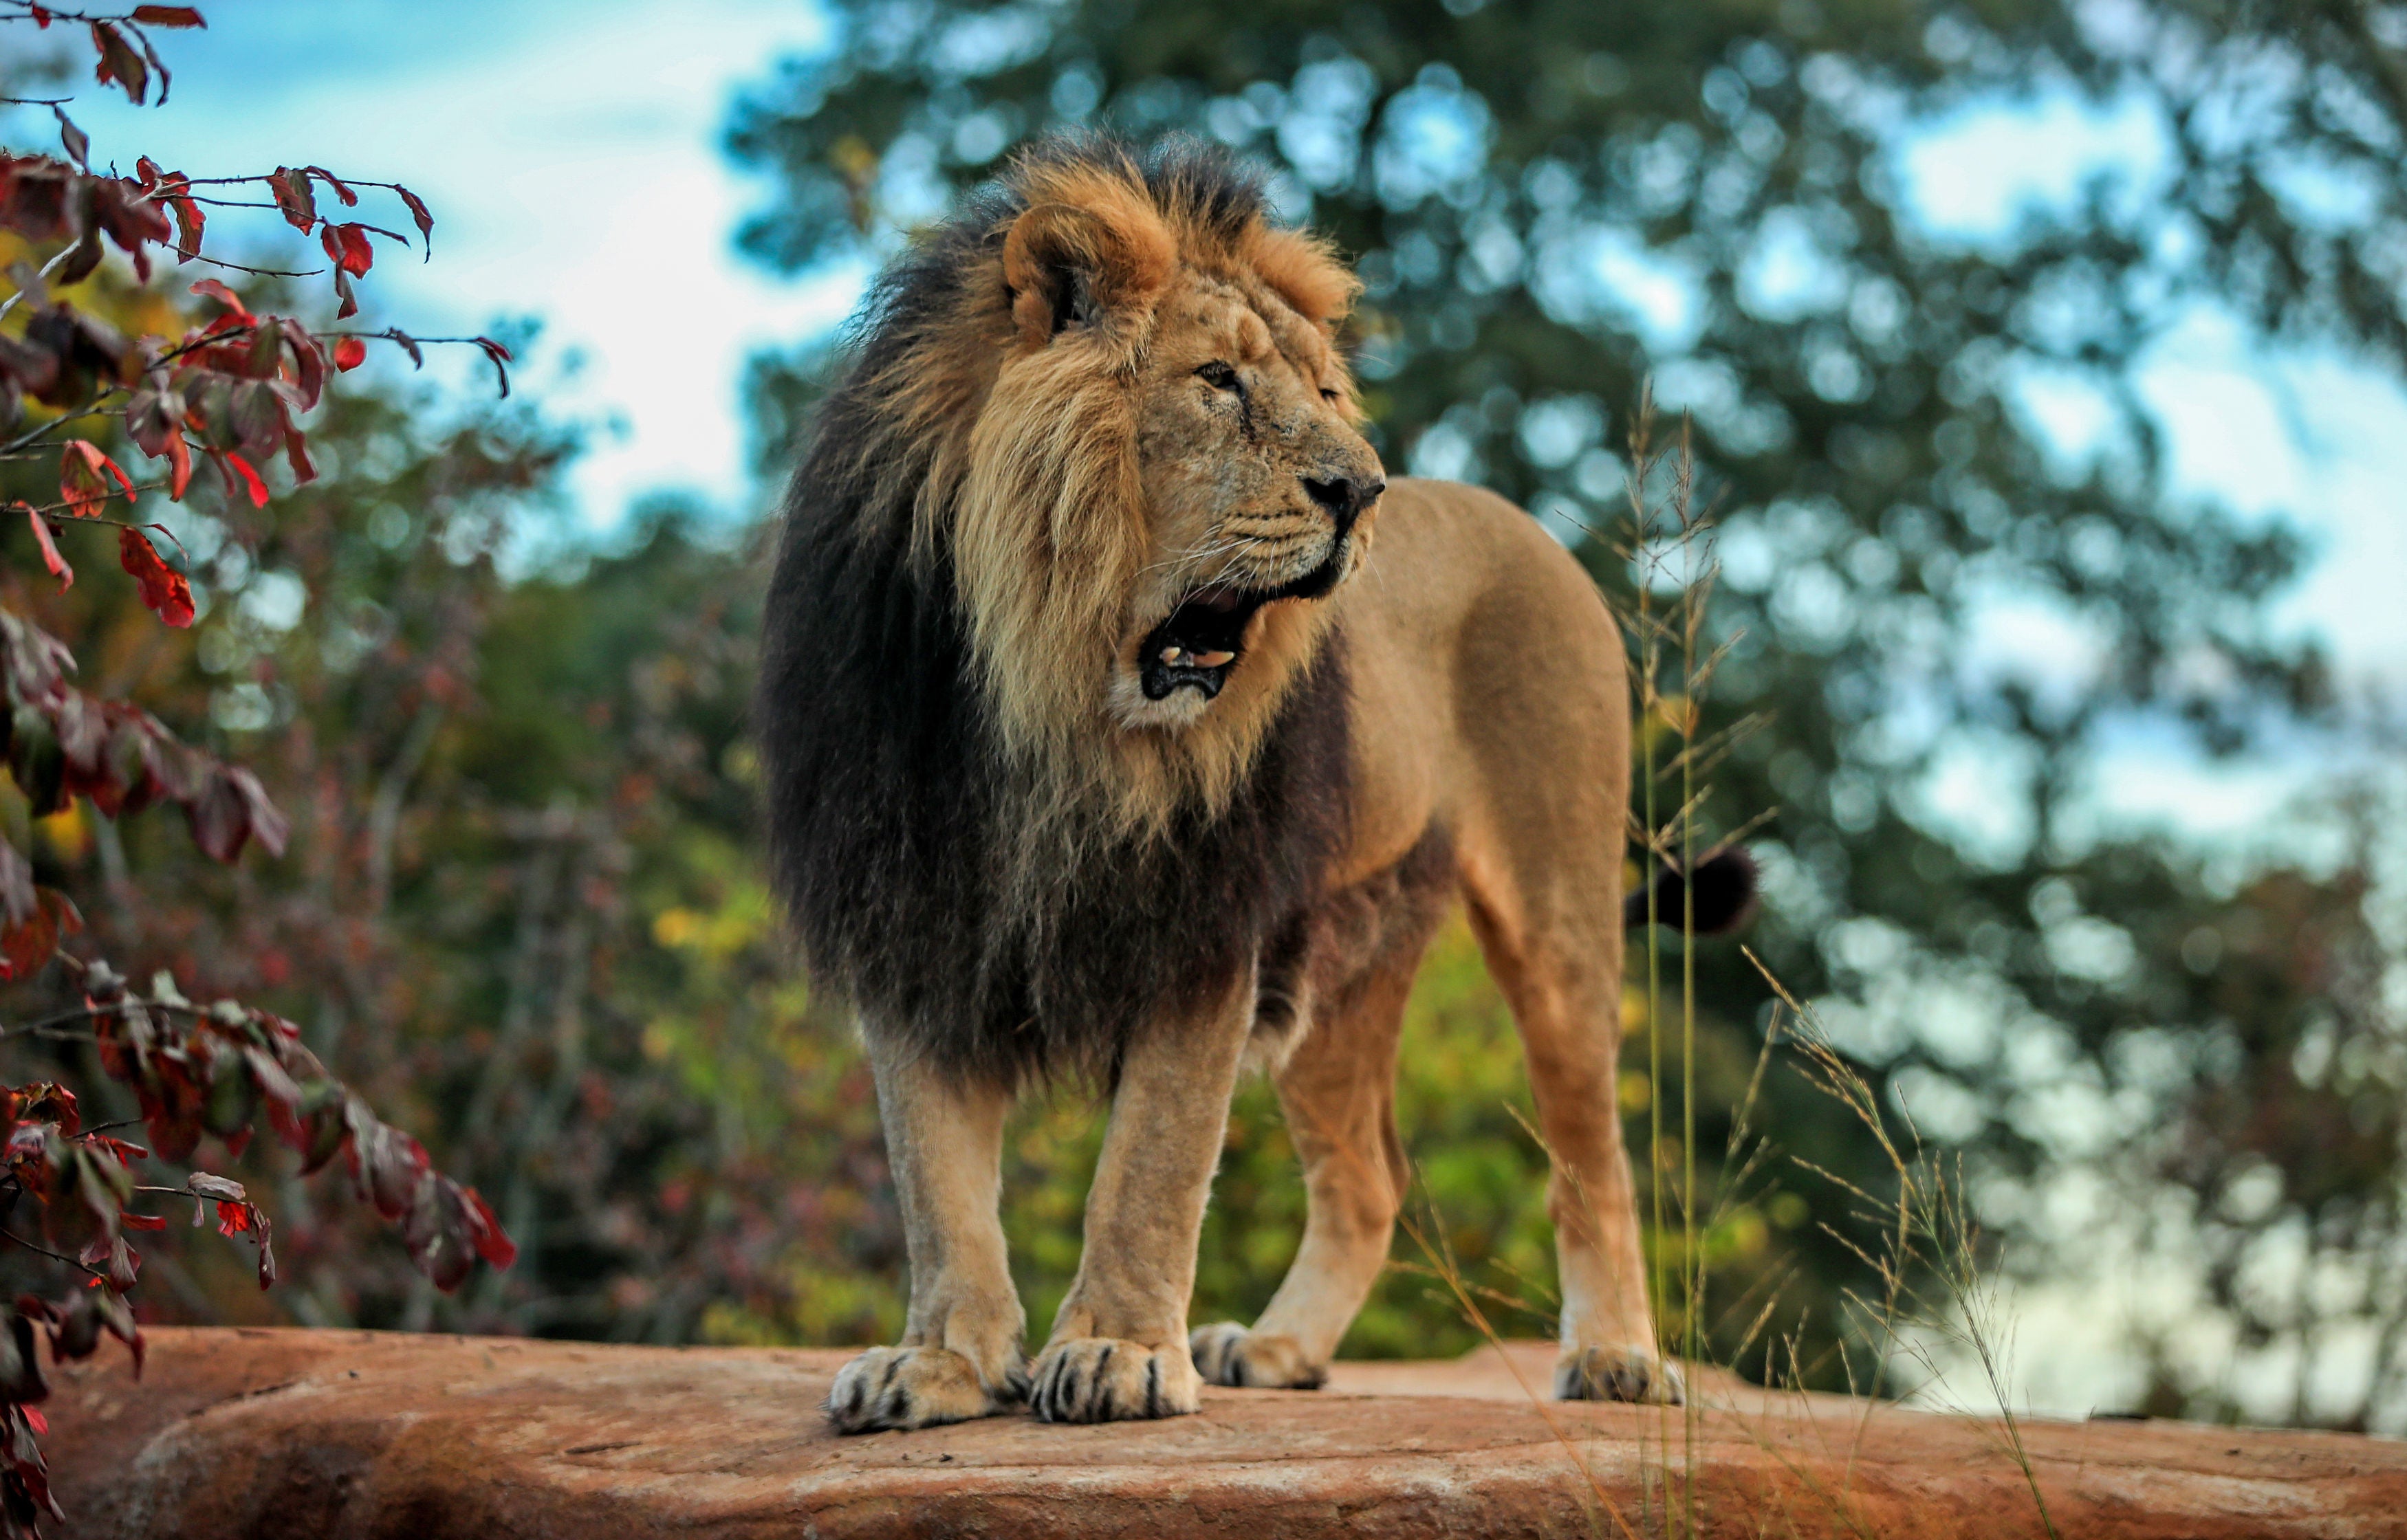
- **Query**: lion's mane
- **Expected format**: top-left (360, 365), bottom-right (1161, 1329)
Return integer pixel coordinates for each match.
top-left (756, 140), bottom-right (1355, 1085)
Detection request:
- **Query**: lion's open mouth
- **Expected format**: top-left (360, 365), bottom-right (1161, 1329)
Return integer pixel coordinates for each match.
top-left (1137, 547), bottom-right (1349, 702)
top-left (1140, 586), bottom-right (1255, 701)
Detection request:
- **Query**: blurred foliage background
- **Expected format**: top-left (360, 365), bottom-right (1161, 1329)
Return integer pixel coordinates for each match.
top-left (7, 0), bottom-right (2406, 1433)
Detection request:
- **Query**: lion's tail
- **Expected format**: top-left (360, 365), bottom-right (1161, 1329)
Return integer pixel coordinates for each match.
top-left (1624, 848), bottom-right (1758, 936)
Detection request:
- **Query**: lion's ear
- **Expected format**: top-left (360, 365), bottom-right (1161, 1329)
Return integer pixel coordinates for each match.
top-left (1001, 179), bottom-right (1175, 348)
top-left (1248, 227), bottom-right (1361, 333)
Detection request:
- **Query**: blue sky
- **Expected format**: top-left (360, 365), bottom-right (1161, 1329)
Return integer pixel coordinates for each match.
top-left (34, 0), bottom-right (856, 520)
top-left (25, 0), bottom-right (2406, 833)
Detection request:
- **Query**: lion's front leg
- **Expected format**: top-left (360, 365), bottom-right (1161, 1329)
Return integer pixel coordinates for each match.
top-left (826, 1035), bottom-right (1027, 1434)
top-left (1031, 969), bottom-right (1256, 1424)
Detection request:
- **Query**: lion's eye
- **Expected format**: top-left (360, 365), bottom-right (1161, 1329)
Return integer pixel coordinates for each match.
top-left (1196, 361), bottom-right (1239, 391)
top-left (1320, 387), bottom-right (1341, 404)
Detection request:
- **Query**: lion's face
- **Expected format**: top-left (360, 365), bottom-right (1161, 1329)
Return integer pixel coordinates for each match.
top-left (922, 148), bottom-right (1375, 823)
top-left (1114, 274), bottom-right (1385, 729)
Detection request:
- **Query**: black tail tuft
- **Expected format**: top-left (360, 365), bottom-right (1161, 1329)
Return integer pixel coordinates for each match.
top-left (1624, 848), bottom-right (1759, 936)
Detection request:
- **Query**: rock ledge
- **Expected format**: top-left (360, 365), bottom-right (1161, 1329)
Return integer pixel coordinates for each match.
top-left (34, 1328), bottom-right (2407, 1538)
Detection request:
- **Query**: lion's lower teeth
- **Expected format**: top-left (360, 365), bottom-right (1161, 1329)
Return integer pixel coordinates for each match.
top-left (1195, 650), bottom-right (1235, 668)
top-left (1160, 646), bottom-right (1186, 665)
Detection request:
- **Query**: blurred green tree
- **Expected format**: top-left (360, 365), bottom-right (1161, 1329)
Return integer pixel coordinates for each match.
top-left (6, 315), bottom-right (897, 1349)
top-left (721, 0), bottom-right (2407, 1422)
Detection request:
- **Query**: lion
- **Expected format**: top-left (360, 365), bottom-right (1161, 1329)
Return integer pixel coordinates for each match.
top-left (756, 138), bottom-right (1747, 1433)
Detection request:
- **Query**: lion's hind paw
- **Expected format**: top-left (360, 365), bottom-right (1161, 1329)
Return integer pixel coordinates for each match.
top-left (825, 1345), bottom-right (1019, 1433)
top-left (1554, 1343), bottom-right (1684, 1406)
top-left (1189, 1323), bottom-right (1327, 1389)
top-left (1030, 1337), bottom-right (1200, 1424)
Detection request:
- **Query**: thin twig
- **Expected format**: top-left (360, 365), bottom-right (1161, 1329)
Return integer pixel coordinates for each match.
top-left (0, 1227), bottom-right (104, 1280)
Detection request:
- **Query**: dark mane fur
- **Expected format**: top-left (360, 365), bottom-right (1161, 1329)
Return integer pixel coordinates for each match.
top-left (754, 141), bottom-right (1351, 1086)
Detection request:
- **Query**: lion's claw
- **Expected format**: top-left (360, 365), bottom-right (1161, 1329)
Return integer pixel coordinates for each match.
top-left (825, 1345), bottom-right (1023, 1433)
top-left (1190, 1322), bottom-right (1327, 1389)
top-left (1030, 1337), bottom-right (1199, 1424)
top-left (1556, 1343), bottom-right (1684, 1405)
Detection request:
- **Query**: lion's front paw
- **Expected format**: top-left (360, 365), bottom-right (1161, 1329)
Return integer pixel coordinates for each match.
top-left (1189, 1322), bottom-right (1327, 1389)
top-left (1029, 1337), bottom-right (1200, 1424)
top-left (825, 1345), bottom-right (1023, 1434)
top-left (1555, 1343), bottom-right (1684, 1405)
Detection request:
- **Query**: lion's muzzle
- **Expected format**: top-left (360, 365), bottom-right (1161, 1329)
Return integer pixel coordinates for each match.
top-left (1139, 525), bottom-right (1364, 703)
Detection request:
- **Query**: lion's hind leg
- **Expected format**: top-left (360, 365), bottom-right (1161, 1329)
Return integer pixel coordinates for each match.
top-left (1192, 840), bottom-right (1449, 1391)
top-left (1189, 958), bottom-right (1414, 1389)
top-left (1464, 876), bottom-right (1684, 1408)
top-left (826, 1037), bottom-right (1028, 1435)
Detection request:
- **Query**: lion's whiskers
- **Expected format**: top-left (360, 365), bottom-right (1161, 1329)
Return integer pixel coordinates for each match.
top-left (1142, 528), bottom-right (1289, 584)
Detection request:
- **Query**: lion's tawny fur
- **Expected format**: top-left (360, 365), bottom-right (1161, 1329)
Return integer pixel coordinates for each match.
top-left (844, 144), bottom-right (1364, 840)
top-left (759, 137), bottom-right (1675, 1434)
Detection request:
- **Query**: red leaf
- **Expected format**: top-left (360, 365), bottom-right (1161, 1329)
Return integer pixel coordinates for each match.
top-left (89, 21), bottom-right (149, 104)
top-left (215, 451), bottom-right (268, 508)
top-left (333, 336), bottom-right (367, 371)
top-left (53, 105), bottom-right (87, 168)
top-left (395, 185), bottom-right (433, 258)
top-left (281, 319), bottom-right (327, 406)
top-left (302, 164), bottom-right (356, 206)
top-left (85, 1134), bottom-right (148, 1164)
top-left (19, 1079), bottom-right (81, 1134)
top-left (184, 764), bottom-right (285, 861)
top-left (214, 1200), bottom-right (249, 1235)
top-left (190, 277), bottom-right (249, 318)
top-left (475, 336), bottom-right (512, 397)
top-left (59, 440), bottom-right (133, 518)
top-left (126, 387), bottom-right (194, 500)
top-left (133, 5), bottom-right (206, 23)
top-left (117, 527), bottom-right (194, 628)
top-left (459, 1184), bottom-right (517, 1269)
top-left (281, 424), bottom-right (316, 485)
top-left (169, 194), bottom-right (204, 261)
top-left (162, 428), bottom-right (193, 501)
top-left (0, 889), bottom-right (79, 982)
top-left (267, 166), bottom-right (316, 233)
top-left (22, 1408), bottom-right (45, 1436)
top-left (318, 221), bottom-right (373, 278)
top-left (118, 1211), bottom-right (166, 1231)
top-left (21, 505), bottom-right (72, 592)
top-left (343, 1104), bottom-right (430, 1220)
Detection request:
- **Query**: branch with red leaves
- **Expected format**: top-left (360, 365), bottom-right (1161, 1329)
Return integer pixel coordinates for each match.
top-left (0, 602), bottom-right (514, 1528)
top-left (0, 965), bottom-right (512, 1531)
top-left (0, 38), bottom-right (512, 618)
top-left (0, 5), bottom-right (203, 114)
top-left (0, 610), bottom-right (280, 879)
top-left (0, 11), bottom-right (527, 1534)
top-left (0, 155), bottom-right (512, 624)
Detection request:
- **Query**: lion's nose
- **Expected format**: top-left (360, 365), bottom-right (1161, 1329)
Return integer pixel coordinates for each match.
top-left (1302, 473), bottom-right (1384, 534)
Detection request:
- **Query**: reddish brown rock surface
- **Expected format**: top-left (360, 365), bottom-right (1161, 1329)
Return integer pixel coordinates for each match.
top-left (30, 1328), bottom-right (2407, 1537)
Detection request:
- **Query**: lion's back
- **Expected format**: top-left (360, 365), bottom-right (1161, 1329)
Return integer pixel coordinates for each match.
top-left (1330, 476), bottom-right (1629, 886)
